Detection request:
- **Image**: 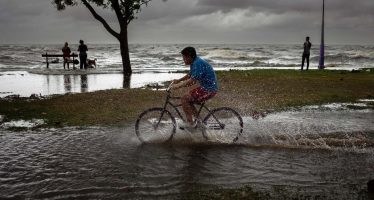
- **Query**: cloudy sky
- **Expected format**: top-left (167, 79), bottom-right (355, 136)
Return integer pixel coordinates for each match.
top-left (0, 0), bottom-right (373, 44)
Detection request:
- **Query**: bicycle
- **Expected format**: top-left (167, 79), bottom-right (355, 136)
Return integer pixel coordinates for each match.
top-left (135, 83), bottom-right (243, 143)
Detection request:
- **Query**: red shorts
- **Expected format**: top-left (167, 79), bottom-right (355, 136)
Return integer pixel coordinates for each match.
top-left (190, 87), bottom-right (216, 103)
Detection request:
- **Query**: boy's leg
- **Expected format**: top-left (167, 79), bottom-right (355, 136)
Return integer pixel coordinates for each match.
top-left (181, 94), bottom-right (197, 124)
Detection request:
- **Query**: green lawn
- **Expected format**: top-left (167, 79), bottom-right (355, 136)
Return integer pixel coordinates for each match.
top-left (0, 69), bottom-right (373, 127)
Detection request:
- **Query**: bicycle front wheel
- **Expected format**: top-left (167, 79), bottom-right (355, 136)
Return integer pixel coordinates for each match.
top-left (135, 107), bottom-right (176, 143)
top-left (203, 107), bottom-right (243, 143)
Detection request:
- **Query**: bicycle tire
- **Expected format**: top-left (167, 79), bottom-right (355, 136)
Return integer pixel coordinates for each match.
top-left (135, 107), bottom-right (176, 143)
top-left (203, 107), bottom-right (243, 143)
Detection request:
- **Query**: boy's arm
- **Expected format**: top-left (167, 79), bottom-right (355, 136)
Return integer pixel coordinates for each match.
top-left (173, 74), bottom-right (190, 84)
top-left (172, 77), bottom-right (196, 90)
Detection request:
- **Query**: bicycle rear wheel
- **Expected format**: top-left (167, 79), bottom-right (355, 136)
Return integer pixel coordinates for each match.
top-left (135, 107), bottom-right (176, 143)
top-left (203, 107), bottom-right (243, 143)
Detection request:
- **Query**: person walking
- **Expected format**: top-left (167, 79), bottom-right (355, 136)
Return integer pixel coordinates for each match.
top-left (78, 40), bottom-right (88, 69)
top-left (301, 36), bottom-right (312, 70)
top-left (62, 42), bottom-right (71, 69)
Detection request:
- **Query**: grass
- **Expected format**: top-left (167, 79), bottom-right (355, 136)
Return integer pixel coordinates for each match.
top-left (0, 69), bottom-right (373, 127)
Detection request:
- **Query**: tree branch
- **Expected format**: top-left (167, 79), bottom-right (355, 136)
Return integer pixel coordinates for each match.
top-left (110, 0), bottom-right (128, 30)
top-left (139, 1), bottom-right (151, 6)
top-left (81, 0), bottom-right (120, 39)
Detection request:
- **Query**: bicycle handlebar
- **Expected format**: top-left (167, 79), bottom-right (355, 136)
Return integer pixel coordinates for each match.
top-left (166, 81), bottom-right (174, 92)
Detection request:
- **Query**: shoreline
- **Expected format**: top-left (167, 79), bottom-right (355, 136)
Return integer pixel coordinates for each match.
top-left (0, 67), bottom-right (373, 98)
top-left (0, 69), bottom-right (373, 129)
top-left (0, 64), bottom-right (372, 75)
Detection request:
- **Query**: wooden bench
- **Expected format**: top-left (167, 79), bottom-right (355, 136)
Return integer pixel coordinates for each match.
top-left (41, 53), bottom-right (78, 69)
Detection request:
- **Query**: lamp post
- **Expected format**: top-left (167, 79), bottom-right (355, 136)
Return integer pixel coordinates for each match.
top-left (318, 0), bottom-right (325, 69)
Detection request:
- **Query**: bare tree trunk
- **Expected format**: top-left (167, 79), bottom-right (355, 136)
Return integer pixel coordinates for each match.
top-left (123, 74), bottom-right (131, 88)
top-left (119, 28), bottom-right (132, 75)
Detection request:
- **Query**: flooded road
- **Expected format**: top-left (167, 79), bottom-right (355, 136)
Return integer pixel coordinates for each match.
top-left (0, 104), bottom-right (374, 199)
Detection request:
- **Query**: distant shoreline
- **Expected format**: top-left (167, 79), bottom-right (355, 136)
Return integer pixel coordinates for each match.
top-left (0, 66), bottom-right (371, 75)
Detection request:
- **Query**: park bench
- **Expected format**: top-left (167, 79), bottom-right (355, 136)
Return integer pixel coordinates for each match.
top-left (41, 53), bottom-right (78, 69)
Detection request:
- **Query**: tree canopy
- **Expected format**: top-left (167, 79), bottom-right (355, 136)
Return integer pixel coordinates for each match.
top-left (52, 0), bottom-right (150, 40)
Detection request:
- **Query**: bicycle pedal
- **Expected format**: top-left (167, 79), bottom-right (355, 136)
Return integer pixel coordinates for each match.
top-left (179, 126), bottom-right (197, 131)
top-left (207, 125), bottom-right (221, 130)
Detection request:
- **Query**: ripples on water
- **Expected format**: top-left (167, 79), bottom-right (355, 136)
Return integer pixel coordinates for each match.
top-left (1, 105), bottom-right (373, 199)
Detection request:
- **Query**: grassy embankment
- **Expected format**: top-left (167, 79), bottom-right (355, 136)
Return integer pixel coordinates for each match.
top-left (0, 69), bottom-right (373, 127)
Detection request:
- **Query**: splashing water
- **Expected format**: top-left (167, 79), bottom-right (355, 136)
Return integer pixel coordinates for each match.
top-left (240, 104), bottom-right (374, 152)
top-left (139, 102), bottom-right (374, 153)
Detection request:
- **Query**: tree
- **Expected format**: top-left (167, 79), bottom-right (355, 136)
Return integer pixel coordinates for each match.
top-left (52, 0), bottom-right (151, 75)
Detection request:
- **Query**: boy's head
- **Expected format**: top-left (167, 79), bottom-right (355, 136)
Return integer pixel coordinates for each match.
top-left (181, 47), bottom-right (196, 65)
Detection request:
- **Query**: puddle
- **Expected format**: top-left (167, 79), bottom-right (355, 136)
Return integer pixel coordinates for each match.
top-left (0, 71), bottom-right (183, 97)
top-left (0, 126), bottom-right (373, 199)
top-left (0, 103), bottom-right (373, 199)
top-left (0, 119), bottom-right (45, 129)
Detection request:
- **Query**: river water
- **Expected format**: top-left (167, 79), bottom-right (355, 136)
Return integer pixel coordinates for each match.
top-left (1, 103), bottom-right (373, 199)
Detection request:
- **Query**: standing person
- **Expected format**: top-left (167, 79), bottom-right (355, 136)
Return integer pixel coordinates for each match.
top-left (78, 40), bottom-right (88, 69)
top-left (62, 42), bottom-right (71, 69)
top-left (301, 36), bottom-right (312, 70)
top-left (171, 47), bottom-right (218, 128)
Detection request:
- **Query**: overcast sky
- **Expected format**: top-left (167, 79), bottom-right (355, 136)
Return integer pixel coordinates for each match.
top-left (0, 0), bottom-right (373, 44)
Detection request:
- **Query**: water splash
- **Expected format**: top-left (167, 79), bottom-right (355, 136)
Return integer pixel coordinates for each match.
top-left (141, 102), bottom-right (374, 153)
top-left (240, 103), bottom-right (374, 152)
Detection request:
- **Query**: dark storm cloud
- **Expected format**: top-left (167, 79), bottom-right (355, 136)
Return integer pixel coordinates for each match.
top-left (0, 0), bottom-right (373, 44)
top-left (193, 0), bottom-right (374, 29)
top-left (197, 0), bottom-right (374, 15)
top-left (136, 0), bottom-right (374, 43)
top-left (197, 0), bottom-right (319, 13)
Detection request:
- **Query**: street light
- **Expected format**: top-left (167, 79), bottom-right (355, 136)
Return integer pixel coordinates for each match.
top-left (318, 0), bottom-right (325, 69)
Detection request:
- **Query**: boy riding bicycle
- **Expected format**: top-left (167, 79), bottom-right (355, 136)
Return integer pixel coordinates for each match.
top-left (171, 47), bottom-right (218, 128)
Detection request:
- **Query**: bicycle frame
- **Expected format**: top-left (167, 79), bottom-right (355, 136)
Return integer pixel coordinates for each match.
top-left (160, 91), bottom-right (213, 123)
top-left (154, 90), bottom-right (226, 133)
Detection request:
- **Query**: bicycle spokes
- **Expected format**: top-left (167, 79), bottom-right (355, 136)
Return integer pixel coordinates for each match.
top-left (135, 108), bottom-right (176, 143)
top-left (203, 107), bottom-right (243, 143)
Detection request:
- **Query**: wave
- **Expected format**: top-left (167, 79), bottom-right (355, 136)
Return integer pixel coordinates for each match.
top-left (1, 44), bottom-right (374, 72)
top-left (0, 55), bottom-right (12, 61)
top-left (311, 53), bottom-right (373, 63)
top-left (204, 49), bottom-right (248, 60)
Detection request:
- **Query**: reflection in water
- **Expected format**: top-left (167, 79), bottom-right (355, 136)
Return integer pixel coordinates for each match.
top-left (46, 74), bottom-right (50, 95)
top-left (63, 75), bottom-right (71, 93)
top-left (0, 72), bottom-right (184, 97)
top-left (80, 74), bottom-right (88, 92)
top-left (123, 74), bottom-right (131, 88)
